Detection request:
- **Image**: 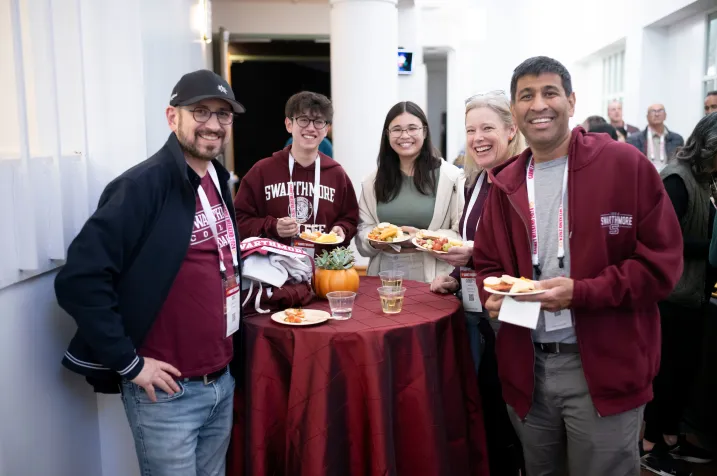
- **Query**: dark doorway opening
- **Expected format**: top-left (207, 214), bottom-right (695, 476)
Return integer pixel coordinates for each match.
top-left (229, 41), bottom-right (330, 180)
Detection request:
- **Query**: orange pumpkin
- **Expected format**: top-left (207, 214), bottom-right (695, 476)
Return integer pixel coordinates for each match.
top-left (314, 267), bottom-right (360, 299)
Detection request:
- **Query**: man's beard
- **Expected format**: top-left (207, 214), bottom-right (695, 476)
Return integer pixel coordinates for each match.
top-left (177, 121), bottom-right (226, 161)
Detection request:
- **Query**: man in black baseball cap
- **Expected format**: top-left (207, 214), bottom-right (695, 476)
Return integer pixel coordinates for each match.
top-left (56, 68), bottom-right (244, 475)
top-left (169, 69), bottom-right (245, 113)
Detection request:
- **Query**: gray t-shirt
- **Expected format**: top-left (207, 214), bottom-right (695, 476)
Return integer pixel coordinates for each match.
top-left (529, 156), bottom-right (577, 344)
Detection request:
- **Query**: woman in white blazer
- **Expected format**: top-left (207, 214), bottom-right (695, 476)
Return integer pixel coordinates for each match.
top-left (356, 101), bottom-right (465, 283)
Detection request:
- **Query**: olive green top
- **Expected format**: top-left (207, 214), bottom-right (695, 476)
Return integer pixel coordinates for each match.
top-left (376, 171), bottom-right (437, 229)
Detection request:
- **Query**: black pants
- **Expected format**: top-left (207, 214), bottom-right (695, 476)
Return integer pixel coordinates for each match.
top-left (477, 317), bottom-right (525, 475)
top-left (643, 301), bottom-right (705, 444)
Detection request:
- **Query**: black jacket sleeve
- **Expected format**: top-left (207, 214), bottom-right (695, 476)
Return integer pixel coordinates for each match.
top-left (663, 174), bottom-right (709, 260)
top-left (55, 177), bottom-right (149, 380)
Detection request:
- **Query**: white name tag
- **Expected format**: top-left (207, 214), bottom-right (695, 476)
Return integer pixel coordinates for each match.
top-left (460, 267), bottom-right (482, 312)
top-left (225, 279), bottom-right (241, 337)
top-left (544, 309), bottom-right (573, 332)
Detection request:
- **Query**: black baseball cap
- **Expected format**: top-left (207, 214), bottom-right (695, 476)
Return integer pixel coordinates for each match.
top-left (169, 69), bottom-right (245, 113)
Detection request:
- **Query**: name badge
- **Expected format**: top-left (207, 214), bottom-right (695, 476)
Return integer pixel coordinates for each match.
top-left (544, 309), bottom-right (572, 332)
top-left (460, 267), bottom-right (482, 312)
top-left (224, 275), bottom-right (241, 337)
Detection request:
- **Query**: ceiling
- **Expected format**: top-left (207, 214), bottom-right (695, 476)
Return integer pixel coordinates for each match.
top-left (212, 0), bottom-right (327, 3)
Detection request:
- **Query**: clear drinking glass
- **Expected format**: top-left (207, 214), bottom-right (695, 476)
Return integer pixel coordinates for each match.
top-left (326, 291), bottom-right (356, 320)
top-left (377, 286), bottom-right (406, 314)
top-left (378, 270), bottom-right (404, 288)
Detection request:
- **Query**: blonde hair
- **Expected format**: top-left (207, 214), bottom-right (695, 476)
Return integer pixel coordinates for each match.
top-left (463, 93), bottom-right (526, 187)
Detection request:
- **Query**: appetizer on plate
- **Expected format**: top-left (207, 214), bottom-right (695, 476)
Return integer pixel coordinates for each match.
top-left (368, 222), bottom-right (408, 243)
top-left (283, 308), bottom-right (305, 323)
top-left (300, 230), bottom-right (339, 243)
top-left (414, 230), bottom-right (463, 252)
top-left (483, 275), bottom-right (537, 293)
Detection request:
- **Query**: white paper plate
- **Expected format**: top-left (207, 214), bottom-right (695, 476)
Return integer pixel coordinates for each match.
top-left (484, 287), bottom-right (546, 297)
top-left (412, 237), bottom-right (447, 254)
top-left (368, 235), bottom-right (413, 246)
top-left (411, 237), bottom-right (465, 254)
top-left (271, 309), bottom-right (331, 326)
top-left (299, 234), bottom-right (344, 245)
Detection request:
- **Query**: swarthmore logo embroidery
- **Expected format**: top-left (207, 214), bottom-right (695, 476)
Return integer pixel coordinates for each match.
top-left (264, 181), bottom-right (337, 227)
top-left (600, 213), bottom-right (633, 235)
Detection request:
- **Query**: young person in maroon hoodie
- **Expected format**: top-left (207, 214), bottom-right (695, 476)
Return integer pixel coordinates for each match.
top-left (234, 91), bottom-right (358, 258)
top-left (473, 56), bottom-right (684, 475)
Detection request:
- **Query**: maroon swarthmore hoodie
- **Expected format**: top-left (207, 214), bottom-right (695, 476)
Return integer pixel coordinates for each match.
top-left (234, 147), bottom-right (359, 245)
top-left (474, 127), bottom-right (683, 418)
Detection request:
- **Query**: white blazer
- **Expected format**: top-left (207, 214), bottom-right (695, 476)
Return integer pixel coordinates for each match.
top-left (356, 161), bottom-right (466, 283)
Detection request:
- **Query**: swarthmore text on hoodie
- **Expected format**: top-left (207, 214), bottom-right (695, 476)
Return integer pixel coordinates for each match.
top-left (264, 181), bottom-right (337, 215)
top-left (234, 147), bottom-right (359, 244)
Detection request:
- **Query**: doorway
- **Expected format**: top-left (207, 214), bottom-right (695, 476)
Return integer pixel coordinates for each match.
top-left (229, 40), bottom-right (330, 180)
top-left (425, 49), bottom-right (449, 159)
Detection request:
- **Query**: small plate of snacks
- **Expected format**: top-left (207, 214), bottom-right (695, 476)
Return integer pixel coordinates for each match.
top-left (271, 308), bottom-right (331, 326)
top-left (412, 230), bottom-right (463, 254)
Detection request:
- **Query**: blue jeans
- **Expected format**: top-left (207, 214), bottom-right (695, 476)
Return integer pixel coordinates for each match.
top-left (121, 368), bottom-right (235, 476)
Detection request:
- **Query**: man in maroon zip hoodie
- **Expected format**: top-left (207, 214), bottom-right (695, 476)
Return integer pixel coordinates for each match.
top-left (474, 56), bottom-right (684, 475)
top-left (234, 91), bottom-right (358, 257)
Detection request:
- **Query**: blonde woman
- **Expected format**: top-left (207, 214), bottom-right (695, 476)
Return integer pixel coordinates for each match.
top-left (431, 91), bottom-right (527, 476)
top-left (356, 101), bottom-right (464, 283)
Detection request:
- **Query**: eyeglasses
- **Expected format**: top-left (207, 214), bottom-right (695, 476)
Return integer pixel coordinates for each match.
top-left (465, 90), bottom-right (507, 105)
top-left (648, 108), bottom-right (665, 115)
top-left (185, 106), bottom-right (235, 125)
top-left (387, 125), bottom-right (425, 138)
top-left (292, 116), bottom-right (330, 129)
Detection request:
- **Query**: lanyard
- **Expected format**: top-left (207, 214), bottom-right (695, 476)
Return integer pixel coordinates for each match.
top-left (526, 157), bottom-right (568, 277)
top-left (288, 154), bottom-right (321, 224)
top-left (196, 163), bottom-right (239, 276)
top-left (462, 171), bottom-right (487, 241)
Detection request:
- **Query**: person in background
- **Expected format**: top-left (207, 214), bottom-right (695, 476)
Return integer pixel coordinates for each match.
top-left (430, 90), bottom-right (526, 476)
top-left (581, 115), bottom-right (607, 130)
top-left (588, 122), bottom-right (618, 140)
top-left (627, 104), bottom-right (684, 171)
top-left (607, 99), bottom-right (639, 141)
top-left (356, 101), bottom-right (464, 283)
top-left (56, 69), bottom-right (243, 475)
top-left (234, 91), bottom-right (358, 259)
top-left (704, 91), bottom-right (717, 116)
top-left (475, 56), bottom-right (683, 476)
top-left (640, 113), bottom-right (717, 476)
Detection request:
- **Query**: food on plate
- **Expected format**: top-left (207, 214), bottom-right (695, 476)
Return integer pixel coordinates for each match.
top-left (415, 231), bottom-right (463, 252)
top-left (300, 230), bottom-right (339, 243)
top-left (368, 222), bottom-right (406, 242)
top-left (283, 308), bottom-right (305, 323)
top-left (483, 275), bottom-right (537, 293)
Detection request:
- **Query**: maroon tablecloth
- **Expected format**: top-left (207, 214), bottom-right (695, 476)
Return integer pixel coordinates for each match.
top-left (228, 277), bottom-right (489, 476)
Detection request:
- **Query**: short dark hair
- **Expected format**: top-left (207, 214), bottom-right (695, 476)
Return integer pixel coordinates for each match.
top-left (510, 56), bottom-right (573, 102)
top-left (285, 91), bottom-right (333, 122)
top-left (588, 123), bottom-right (618, 141)
top-left (584, 115), bottom-right (607, 129)
top-left (707, 90), bottom-right (717, 99)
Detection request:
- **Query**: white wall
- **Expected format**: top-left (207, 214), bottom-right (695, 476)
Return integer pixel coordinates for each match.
top-left (0, 272), bottom-right (103, 476)
top-left (211, 1), bottom-right (330, 37)
top-left (398, 4), bottom-right (427, 111)
top-left (665, 12), bottom-right (707, 137)
top-left (1, 1), bottom-right (209, 476)
top-left (563, 0), bottom-right (714, 138)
